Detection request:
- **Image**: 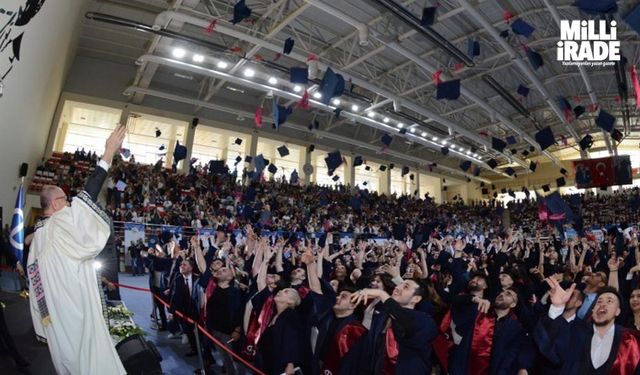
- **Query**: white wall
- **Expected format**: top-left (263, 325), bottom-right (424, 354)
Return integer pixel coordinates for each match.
top-left (0, 0), bottom-right (86, 225)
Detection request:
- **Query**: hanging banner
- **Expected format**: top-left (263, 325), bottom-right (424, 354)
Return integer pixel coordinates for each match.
top-left (573, 155), bottom-right (632, 189)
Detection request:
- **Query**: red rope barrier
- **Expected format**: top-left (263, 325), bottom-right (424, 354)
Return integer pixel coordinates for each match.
top-left (114, 282), bottom-right (266, 375)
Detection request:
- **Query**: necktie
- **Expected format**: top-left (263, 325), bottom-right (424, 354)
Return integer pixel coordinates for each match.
top-left (185, 277), bottom-right (191, 295)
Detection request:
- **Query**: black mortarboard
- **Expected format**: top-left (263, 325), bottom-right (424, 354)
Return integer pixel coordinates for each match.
top-left (505, 167), bottom-right (515, 176)
top-left (379, 165), bottom-right (387, 172)
top-left (399, 128), bottom-right (407, 135)
top-left (381, 133), bottom-right (393, 147)
top-left (155, 129), bottom-right (161, 138)
top-left (421, 6), bottom-right (437, 27)
top-left (482, 188), bottom-right (489, 195)
top-left (230, 0), bottom-right (252, 24)
top-left (556, 177), bottom-right (566, 187)
top-left (491, 184), bottom-right (496, 189)
top-left (526, 48), bottom-right (544, 70)
top-left (508, 190), bottom-right (516, 198)
top-left (491, 137), bottom-right (507, 153)
top-left (209, 160), bottom-right (225, 174)
top-left (542, 184), bottom-right (551, 192)
top-left (401, 166), bottom-right (409, 177)
top-left (273, 104), bottom-right (293, 128)
top-left (573, 105), bottom-right (586, 118)
top-left (560, 168), bottom-right (567, 175)
top-left (506, 135), bottom-right (517, 145)
top-left (501, 188), bottom-right (507, 194)
top-left (624, 3), bottom-right (640, 36)
top-left (523, 187), bottom-right (530, 197)
top-left (173, 141), bottom-right (187, 164)
top-left (277, 145), bottom-right (290, 157)
top-left (290, 67), bottom-right (308, 84)
top-left (487, 159), bottom-right (498, 169)
top-left (499, 29), bottom-right (509, 38)
top-left (363, 181), bottom-right (368, 186)
top-left (522, 150), bottom-right (530, 157)
top-left (308, 144), bottom-right (315, 153)
top-left (159, 144), bottom-right (166, 151)
top-left (510, 148), bottom-right (517, 155)
top-left (334, 108), bottom-right (343, 118)
top-left (441, 147), bottom-right (449, 155)
top-left (466, 177), bottom-right (472, 183)
top-left (244, 155), bottom-right (253, 163)
top-left (365, 165), bottom-right (371, 171)
top-left (467, 39), bottom-right (480, 57)
top-left (470, 146), bottom-right (477, 153)
top-left (611, 129), bottom-right (623, 142)
top-left (473, 166), bottom-right (481, 177)
top-left (596, 110), bottom-right (616, 132)
top-left (436, 79), bottom-right (461, 100)
top-left (121, 148), bottom-right (131, 159)
top-left (319, 67), bottom-right (345, 105)
top-left (268, 164), bottom-right (278, 174)
top-left (234, 138), bottom-right (243, 145)
top-left (283, 37), bottom-right (294, 55)
top-left (354, 156), bottom-right (364, 167)
top-left (254, 154), bottom-right (267, 173)
top-left (235, 155), bottom-right (242, 164)
top-left (493, 192), bottom-right (498, 198)
top-left (389, 163), bottom-right (395, 170)
top-left (325, 150), bottom-right (343, 171)
top-left (332, 175), bottom-right (340, 182)
top-left (530, 161), bottom-right (537, 172)
top-left (460, 160), bottom-right (472, 172)
top-left (579, 134), bottom-right (593, 150)
top-left (480, 182), bottom-right (485, 187)
top-left (511, 18), bottom-right (535, 37)
top-left (517, 84), bottom-right (530, 97)
top-left (410, 174), bottom-right (415, 181)
top-left (574, 0), bottom-right (618, 15)
top-left (535, 126), bottom-right (556, 150)
top-left (529, 146), bottom-right (536, 152)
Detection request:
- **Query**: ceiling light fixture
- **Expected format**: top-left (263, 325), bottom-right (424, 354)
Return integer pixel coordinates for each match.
top-left (332, 98), bottom-right (341, 106)
top-left (217, 61), bottom-right (228, 69)
top-left (192, 54), bottom-right (204, 63)
top-left (293, 85), bottom-right (302, 93)
top-left (268, 77), bottom-right (278, 85)
top-left (243, 68), bottom-right (255, 77)
top-left (351, 104), bottom-right (359, 111)
top-left (172, 48), bottom-right (186, 58)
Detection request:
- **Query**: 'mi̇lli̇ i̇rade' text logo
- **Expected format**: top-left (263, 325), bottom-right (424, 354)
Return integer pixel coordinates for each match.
top-left (557, 20), bottom-right (620, 67)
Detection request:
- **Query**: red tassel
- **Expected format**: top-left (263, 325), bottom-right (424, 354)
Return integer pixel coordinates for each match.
top-left (479, 131), bottom-right (489, 137)
top-left (297, 90), bottom-right (310, 109)
top-left (254, 54), bottom-right (264, 61)
top-left (229, 46), bottom-right (243, 53)
top-left (306, 53), bottom-right (317, 62)
top-left (205, 19), bottom-right (217, 33)
top-left (432, 70), bottom-right (443, 86)
top-left (454, 62), bottom-right (464, 72)
top-left (254, 107), bottom-right (263, 128)
top-left (273, 52), bottom-right (282, 62)
top-left (630, 65), bottom-right (640, 110)
top-left (503, 10), bottom-right (514, 23)
top-left (588, 103), bottom-right (599, 112)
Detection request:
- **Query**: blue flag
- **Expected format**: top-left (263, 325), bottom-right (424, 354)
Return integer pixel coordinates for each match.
top-left (10, 184), bottom-right (25, 264)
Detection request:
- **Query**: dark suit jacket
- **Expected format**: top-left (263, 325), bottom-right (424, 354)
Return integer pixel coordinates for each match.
top-left (169, 273), bottom-right (200, 320)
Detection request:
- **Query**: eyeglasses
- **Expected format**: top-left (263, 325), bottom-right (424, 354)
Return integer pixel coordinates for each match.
top-left (54, 195), bottom-right (71, 205)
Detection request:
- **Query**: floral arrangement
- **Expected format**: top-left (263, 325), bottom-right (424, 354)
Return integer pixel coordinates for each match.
top-left (108, 305), bottom-right (134, 319)
top-left (109, 320), bottom-right (144, 339)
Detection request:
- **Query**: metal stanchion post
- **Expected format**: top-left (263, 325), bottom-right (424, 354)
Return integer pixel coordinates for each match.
top-left (193, 323), bottom-right (205, 375)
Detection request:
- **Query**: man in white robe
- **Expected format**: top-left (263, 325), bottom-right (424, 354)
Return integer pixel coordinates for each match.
top-left (27, 125), bottom-right (127, 375)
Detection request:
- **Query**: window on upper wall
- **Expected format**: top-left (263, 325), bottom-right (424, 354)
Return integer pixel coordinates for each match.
top-left (122, 112), bottom-right (187, 167)
top-left (314, 149), bottom-right (345, 187)
top-left (54, 101), bottom-right (122, 155)
top-left (354, 161), bottom-right (380, 193)
top-left (257, 139), bottom-right (303, 182)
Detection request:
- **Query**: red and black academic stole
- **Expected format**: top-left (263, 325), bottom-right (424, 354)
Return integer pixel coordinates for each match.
top-left (241, 295), bottom-right (274, 360)
top-left (322, 322), bottom-right (367, 374)
top-left (610, 330), bottom-right (640, 375)
top-left (383, 324), bottom-right (400, 375)
top-left (468, 312), bottom-right (496, 375)
top-left (433, 310), bottom-right (454, 373)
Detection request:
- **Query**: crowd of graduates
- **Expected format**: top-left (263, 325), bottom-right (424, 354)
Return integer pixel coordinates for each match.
top-left (38, 151), bottom-right (640, 374)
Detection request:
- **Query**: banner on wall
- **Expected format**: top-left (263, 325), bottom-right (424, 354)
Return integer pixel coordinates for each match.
top-left (573, 155), bottom-right (632, 189)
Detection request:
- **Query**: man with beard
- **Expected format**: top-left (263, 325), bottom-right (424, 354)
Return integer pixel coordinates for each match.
top-left (535, 278), bottom-right (640, 374)
top-left (448, 288), bottom-right (535, 375)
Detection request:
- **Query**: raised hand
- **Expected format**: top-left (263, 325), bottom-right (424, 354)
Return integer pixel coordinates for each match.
top-left (301, 250), bottom-right (314, 265)
top-left (103, 124), bottom-right (127, 164)
top-left (545, 277), bottom-right (576, 307)
top-left (608, 256), bottom-right (623, 272)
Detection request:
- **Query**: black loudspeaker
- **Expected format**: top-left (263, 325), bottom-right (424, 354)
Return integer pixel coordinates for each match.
top-left (115, 334), bottom-right (163, 375)
top-left (191, 117), bottom-right (199, 128)
top-left (19, 163), bottom-right (28, 177)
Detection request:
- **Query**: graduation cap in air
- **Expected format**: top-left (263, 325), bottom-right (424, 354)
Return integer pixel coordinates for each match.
top-left (332, 175), bottom-right (340, 182)
top-left (254, 154), bottom-right (267, 173)
top-left (506, 135), bottom-right (517, 145)
top-left (492, 137), bottom-right (507, 153)
top-left (379, 165), bottom-right (387, 172)
top-left (334, 108), bottom-right (343, 119)
top-left (573, 105), bottom-right (586, 118)
top-left (560, 168), bottom-right (567, 175)
top-left (155, 129), bottom-right (162, 138)
top-left (511, 18), bottom-right (535, 37)
top-left (460, 160), bottom-right (472, 172)
top-left (467, 39), bottom-right (480, 57)
top-left (510, 149), bottom-right (518, 155)
top-left (596, 110), bottom-right (616, 132)
top-left (389, 163), bottom-right (395, 170)
top-left (234, 138), bottom-right (243, 145)
top-left (579, 134), bottom-right (593, 150)
top-left (399, 128), bottom-right (407, 135)
top-left (482, 188), bottom-right (489, 195)
top-left (308, 144), bottom-right (315, 153)
top-left (487, 158), bottom-right (498, 169)
top-left (542, 184), bottom-right (551, 192)
top-left (290, 67), bottom-right (308, 84)
top-left (401, 166), bottom-right (410, 177)
top-left (273, 104), bottom-right (293, 128)
top-left (493, 192), bottom-right (498, 198)
top-left (319, 67), bottom-right (345, 105)
top-left (522, 150), bottom-right (530, 157)
top-left (173, 141), bottom-right (187, 164)
top-left (230, 0), bottom-right (252, 24)
top-left (365, 165), bottom-right (371, 171)
top-left (526, 47), bottom-right (544, 70)
top-left (624, 3), bottom-right (640, 36)
top-left (508, 190), bottom-right (516, 198)
top-left (517, 84), bottom-right (530, 98)
top-left (501, 188), bottom-right (507, 194)
top-left (235, 155), bottom-right (242, 164)
top-left (505, 167), bottom-right (515, 176)
top-left (530, 161), bottom-right (537, 172)
top-left (381, 133), bottom-right (393, 147)
top-left (325, 150), bottom-right (343, 171)
top-left (354, 156), bottom-right (364, 167)
top-left (523, 187), bottom-right (531, 197)
top-left (421, 6), bottom-right (437, 27)
top-left (209, 160), bottom-right (226, 174)
top-left (120, 148), bottom-right (131, 159)
top-left (277, 145), bottom-right (290, 157)
top-left (283, 37), bottom-right (295, 55)
top-left (556, 177), bottom-right (566, 187)
top-left (268, 164), bottom-right (278, 174)
top-left (441, 147), bottom-right (449, 155)
top-left (499, 29), bottom-right (509, 38)
top-left (480, 182), bottom-right (485, 187)
top-left (473, 167), bottom-right (481, 177)
top-left (436, 79), bottom-right (461, 100)
top-left (611, 129), bottom-right (623, 142)
top-left (529, 145), bottom-right (536, 152)
top-left (535, 126), bottom-right (556, 150)
top-left (573, 0), bottom-right (618, 15)
top-left (410, 174), bottom-right (415, 181)
top-left (491, 184), bottom-right (496, 190)
top-left (244, 156), bottom-right (253, 163)
top-left (158, 144), bottom-right (166, 151)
